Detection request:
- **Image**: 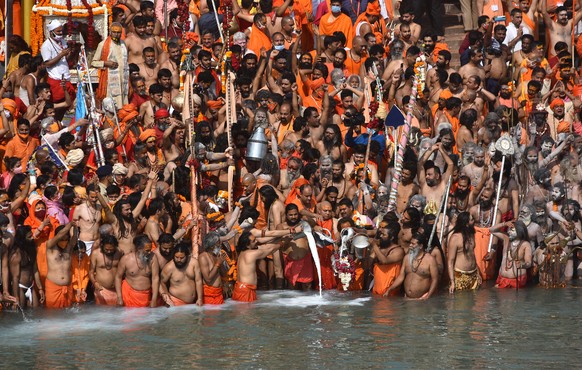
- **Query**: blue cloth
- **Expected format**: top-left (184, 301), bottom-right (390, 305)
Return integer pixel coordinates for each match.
top-left (75, 78), bottom-right (87, 121)
top-left (344, 129), bottom-right (386, 153)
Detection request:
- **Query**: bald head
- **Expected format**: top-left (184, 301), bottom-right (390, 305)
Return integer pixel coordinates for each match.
top-left (319, 201), bottom-right (333, 220)
top-left (352, 36), bottom-right (367, 55)
top-left (242, 173), bottom-right (257, 195)
top-left (35, 149), bottom-right (50, 164)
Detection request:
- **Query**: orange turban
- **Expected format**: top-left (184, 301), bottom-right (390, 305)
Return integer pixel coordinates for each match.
top-left (139, 129), bottom-right (156, 142)
top-left (207, 100), bottom-right (223, 109)
top-left (439, 90), bottom-right (453, 100)
top-left (118, 104), bottom-right (138, 122)
top-left (366, 1), bottom-right (381, 16)
top-left (310, 77), bottom-right (325, 91)
top-left (550, 98), bottom-right (565, 110)
top-left (557, 121), bottom-right (571, 133)
top-left (2, 98), bottom-right (17, 115)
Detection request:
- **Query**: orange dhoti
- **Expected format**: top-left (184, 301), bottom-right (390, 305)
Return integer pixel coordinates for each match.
top-left (121, 280), bottom-right (152, 307)
top-left (203, 284), bottom-right (224, 305)
top-left (284, 253), bottom-right (314, 286)
top-left (44, 278), bottom-right (73, 309)
top-left (316, 245), bottom-right (337, 290)
top-left (232, 281), bottom-right (257, 302)
top-left (95, 288), bottom-right (118, 306)
top-left (474, 227), bottom-right (497, 281)
top-left (496, 274), bottom-right (527, 289)
top-left (169, 294), bottom-right (189, 306)
top-left (372, 263), bottom-right (401, 296)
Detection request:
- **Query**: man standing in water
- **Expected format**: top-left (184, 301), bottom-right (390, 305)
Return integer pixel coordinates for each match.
top-left (490, 220), bottom-right (532, 289)
top-left (160, 243), bottom-right (204, 306)
top-left (90, 234), bottom-right (122, 305)
top-left (447, 212), bottom-right (482, 293)
top-left (73, 183), bottom-right (103, 256)
top-left (115, 234), bottom-right (159, 308)
top-left (199, 232), bottom-right (226, 305)
top-left (385, 232), bottom-right (439, 299)
top-left (232, 231), bottom-right (284, 302)
top-left (43, 222), bottom-right (78, 308)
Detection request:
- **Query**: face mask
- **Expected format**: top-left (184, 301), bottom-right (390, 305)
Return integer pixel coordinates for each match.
top-left (52, 33), bottom-right (63, 41)
top-left (331, 5), bottom-right (341, 13)
top-left (18, 133), bottom-right (29, 141)
top-left (35, 210), bottom-right (47, 220)
top-left (274, 45), bottom-right (285, 51)
top-left (4, 110), bottom-right (11, 119)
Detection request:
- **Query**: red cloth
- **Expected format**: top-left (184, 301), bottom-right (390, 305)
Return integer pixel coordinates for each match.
top-left (129, 93), bottom-right (149, 109)
top-left (45, 278), bottom-right (73, 309)
top-left (121, 280), bottom-right (152, 307)
top-left (47, 76), bottom-right (75, 103)
top-left (203, 284), bottom-right (224, 305)
top-left (232, 281), bottom-right (257, 302)
top-left (496, 274), bottom-right (527, 289)
top-left (95, 288), bottom-right (118, 306)
top-left (284, 253), bottom-right (315, 286)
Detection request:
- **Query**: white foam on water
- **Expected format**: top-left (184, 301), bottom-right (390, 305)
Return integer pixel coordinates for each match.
top-left (257, 291), bottom-right (371, 308)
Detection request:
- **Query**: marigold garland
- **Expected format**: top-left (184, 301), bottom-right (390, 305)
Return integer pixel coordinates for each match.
top-left (413, 55), bottom-right (427, 99)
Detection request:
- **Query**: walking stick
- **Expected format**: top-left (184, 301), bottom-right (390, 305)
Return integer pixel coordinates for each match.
top-left (487, 136), bottom-right (515, 252)
top-left (427, 175), bottom-right (451, 250)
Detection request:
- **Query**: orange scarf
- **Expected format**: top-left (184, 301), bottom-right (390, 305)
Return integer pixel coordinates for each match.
top-left (96, 37), bottom-right (113, 102)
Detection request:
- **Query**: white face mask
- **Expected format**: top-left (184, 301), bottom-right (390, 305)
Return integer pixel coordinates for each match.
top-left (274, 45), bottom-right (285, 51)
top-left (52, 32), bottom-right (63, 41)
top-left (4, 110), bottom-right (11, 119)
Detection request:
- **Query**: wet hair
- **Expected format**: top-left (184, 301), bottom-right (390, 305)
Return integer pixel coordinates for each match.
top-left (101, 234), bottom-right (119, 248)
top-left (173, 242), bottom-right (192, 257)
top-left (238, 206), bottom-right (260, 224)
top-left (452, 212), bottom-right (475, 254)
top-left (236, 230), bottom-right (253, 253)
top-left (147, 197), bottom-right (165, 215)
top-left (202, 231), bottom-right (220, 251)
top-left (513, 220), bottom-right (530, 242)
top-left (133, 234), bottom-right (152, 250)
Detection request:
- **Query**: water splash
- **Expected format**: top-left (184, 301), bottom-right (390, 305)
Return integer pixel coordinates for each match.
top-left (301, 221), bottom-right (323, 297)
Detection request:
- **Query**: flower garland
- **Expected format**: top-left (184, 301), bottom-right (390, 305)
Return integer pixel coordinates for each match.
top-left (332, 253), bottom-right (356, 291)
top-left (413, 55), bottom-right (426, 99)
top-left (79, 0), bottom-right (95, 48)
top-left (66, 0), bottom-right (74, 33)
top-left (176, 0), bottom-right (190, 34)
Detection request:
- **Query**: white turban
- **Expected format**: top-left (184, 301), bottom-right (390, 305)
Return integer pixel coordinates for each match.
top-left (112, 163), bottom-right (129, 175)
top-left (47, 20), bottom-right (63, 32)
top-left (100, 128), bottom-right (114, 141)
top-left (65, 149), bottom-right (85, 166)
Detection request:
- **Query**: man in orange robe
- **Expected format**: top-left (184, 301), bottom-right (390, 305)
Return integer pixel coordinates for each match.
top-left (247, 13), bottom-right (272, 56)
top-left (354, 0), bottom-right (385, 44)
top-left (318, 0), bottom-right (354, 48)
top-left (45, 279), bottom-right (74, 309)
top-left (121, 280), bottom-right (152, 307)
top-left (5, 119), bottom-right (40, 170)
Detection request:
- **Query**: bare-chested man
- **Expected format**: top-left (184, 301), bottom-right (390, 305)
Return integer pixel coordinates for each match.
top-left (43, 222), bottom-right (78, 308)
top-left (330, 160), bottom-right (355, 202)
top-left (542, 2), bottom-right (582, 59)
top-left (115, 234), bottom-right (160, 308)
top-left (370, 221), bottom-right (404, 296)
top-left (418, 143), bottom-right (454, 207)
top-left (232, 231), bottom-right (284, 302)
top-left (90, 233), bottom-right (122, 305)
top-left (160, 41), bottom-right (182, 89)
top-left (101, 170), bottom-right (154, 254)
top-left (144, 197), bottom-right (187, 246)
top-left (459, 49), bottom-right (486, 84)
top-left (138, 47), bottom-right (161, 90)
top-left (160, 242), bottom-right (204, 306)
top-left (462, 146), bottom-right (491, 187)
top-left (72, 183), bottom-right (103, 256)
top-left (490, 220), bottom-right (532, 288)
top-left (447, 212), bottom-right (482, 293)
top-left (8, 226), bottom-right (39, 308)
top-left (385, 232), bottom-right (439, 299)
top-left (125, 16), bottom-right (158, 64)
top-left (277, 204), bottom-right (312, 290)
top-left (199, 232), bottom-right (227, 305)
top-left (395, 161), bottom-right (419, 215)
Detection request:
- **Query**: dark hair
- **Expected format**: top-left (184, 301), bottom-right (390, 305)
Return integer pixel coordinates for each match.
top-left (236, 230), bottom-right (253, 253)
top-left (101, 234), bottom-right (119, 248)
top-left (147, 197), bottom-right (165, 215)
top-left (452, 212), bottom-right (475, 254)
top-left (134, 234), bottom-right (152, 250)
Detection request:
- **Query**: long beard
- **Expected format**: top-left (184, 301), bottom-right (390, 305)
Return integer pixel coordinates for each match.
top-left (455, 188), bottom-right (470, 199)
top-left (287, 171), bottom-right (299, 184)
top-left (122, 214), bottom-right (134, 223)
top-left (379, 237), bottom-right (391, 248)
top-left (140, 252), bottom-right (152, 266)
top-left (408, 247), bottom-right (420, 265)
top-left (323, 136), bottom-right (336, 152)
top-left (288, 218), bottom-right (300, 227)
top-left (526, 161), bottom-right (538, 173)
top-left (479, 198), bottom-right (493, 209)
top-left (174, 259), bottom-right (188, 269)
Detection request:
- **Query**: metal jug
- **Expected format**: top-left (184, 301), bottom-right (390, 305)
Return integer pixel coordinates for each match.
top-left (246, 126), bottom-right (268, 161)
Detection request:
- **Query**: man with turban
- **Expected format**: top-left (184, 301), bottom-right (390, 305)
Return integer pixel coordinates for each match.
top-left (354, 0), bottom-right (386, 45)
top-left (303, 77), bottom-right (328, 113)
top-left (92, 22), bottom-right (130, 108)
top-left (40, 20), bottom-right (75, 120)
top-left (247, 13), bottom-right (272, 57)
top-left (548, 98), bottom-right (573, 139)
top-left (140, 128), bottom-right (166, 172)
top-left (114, 104), bottom-right (140, 161)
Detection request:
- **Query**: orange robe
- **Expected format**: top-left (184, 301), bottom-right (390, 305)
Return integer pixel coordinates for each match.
top-left (372, 263), bottom-right (401, 296)
top-left (95, 288), bottom-right (118, 306)
top-left (5, 136), bottom-right (40, 170)
top-left (203, 284), bottom-right (225, 304)
top-left (247, 24), bottom-right (272, 56)
top-left (316, 245), bottom-right (337, 290)
top-left (121, 280), bottom-right (152, 307)
top-left (71, 254), bottom-right (90, 303)
top-left (319, 12), bottom-right (354, 48)
top-left (354, 13), bottom-right (387, 44)
top-left (344, 54), bottom-right (366, 76)
top-left (232, 281), bottom-right (257, 302)
top-left (169, 294), bottom-right (189, 306)
top-left (45, 278), bottom-right (73, 309)
top-left (284, 253), bottom-right (315, 286)
top-left (474, 227), bottom-right (497, 281)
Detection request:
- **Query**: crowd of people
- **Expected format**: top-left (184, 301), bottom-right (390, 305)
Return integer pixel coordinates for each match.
top-left (0, 0), bottom-right (582, 311)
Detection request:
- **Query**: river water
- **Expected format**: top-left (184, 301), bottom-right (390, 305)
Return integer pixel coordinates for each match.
top-left (1, 286), bottom-right (581, 369)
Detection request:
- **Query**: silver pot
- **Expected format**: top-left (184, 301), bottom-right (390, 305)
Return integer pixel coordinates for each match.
top-left (246, 126), bottom-right (268, 161)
